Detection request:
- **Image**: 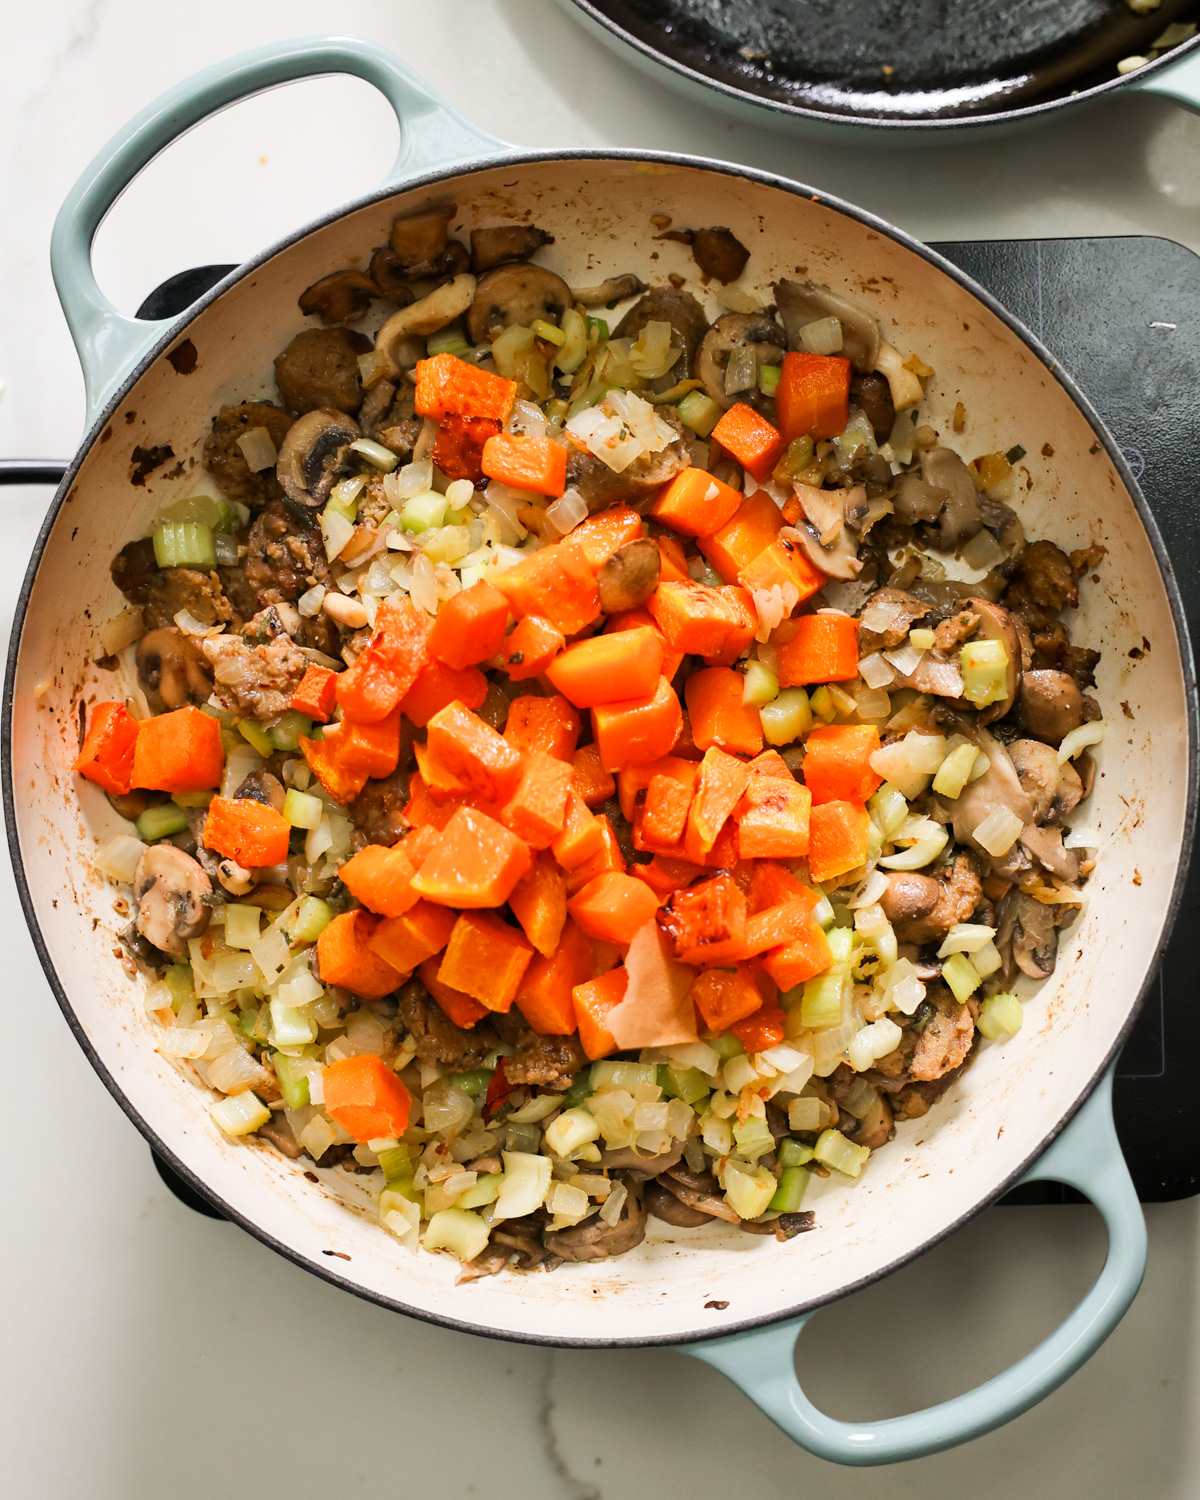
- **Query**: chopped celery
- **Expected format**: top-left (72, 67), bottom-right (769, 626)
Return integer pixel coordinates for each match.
top-left (544, 1107), bottom-right (602, 1157)
top-left (586, 315), bottom-right (609, 342)
top-left (942, 951), bottom-right (982, 1003)
top-left (237, 1007), bottom-right (258, 1040)
top-left (723, 1161), bottom-right (777, 1220)
top-left (238, 719), bottom-right (274, 757)
top-left (757, 363), bottom-right (782, 397)
top-left (270, 998), bottom-right (317, 1048)
top-left (662, 1064), bottom-right (710, 1106)
top-left (456, 1172), bottom-right (504, 1209)
top-left (381, 1182), bottom-right (421, 1215)
top-left (742, 660), bottom-right (779, 708)
top-left (210, 1092), bottom-right (270, 1137)
top-left (377, 1145), bottom-right (414, 1183)
top-left (773, 435), bottom-right (815, 482)
top-left (135, 802), bottom-right (190, 841)
top-left (283, 788), bottom-right (323, 830)
top-left (959, 637), bottom-right (1010, 707)
top-left (495, 1152), bottom-right (553, 1219)
top-left (978, 991), bottom-right (1024, 1040)
top-left (811, 894), bottom-right (835, 929)
top-left (759, 687), bottom-right (812, 746)
top-left (908, 627), bottom-right (936, 651)
top-left (267, 710), bottom-right (313, 752)
top-left (558, 1074), bottom-right (591, 1110)
top-left (813, 1127), bottom-right (870, 1177)
top-left (325, 480), bottom-right (362, 523)
top-left (590, 1059), bottom-right (658, 1091)
top-left (290, 896), bottom-right (333, 944)
top-left (171, 790), bottom-right (213, 809)
top-left (400, 492), bottom-right (448, 533)
top-left (443, 1068), bottom-right (491, 1099)
top-left (272, 1051), bottom-right (312, 1110)
top-left (224, 904), bottom-right (262, 950)
top-left (677, 389), bottom-right (722, 437)
top-left (424, 1207), bottom-right (491, 1262)
top-left (733, 1115), bottom-right (776, 1161)
top-left (828, 683), bottom-right (857, 716)
top-left (708, 1032), bottom-right (745, 1061)
top-left (531, 317), bottom-right (566, 346)
top-left (932, 741), bottom-right (979, 799)
top-left (868, 784), bottom-right (909, 840)
top-left (778, 1138), bottom-right (815, 1167)
top-left (152, 521), bottom-right (216, 571)
top-left (164, 965), bottom-right (193, 1011)
top-left (426, 325), bottom-right (470, 357)
top-left (157, 495), bottom-right (234, 533)
top-left (350, 438), bottom-right (400, 472)
top-left (808, 685), bottom-right (836, 724)
top-left (554, 310), bottom-right (588, 375)
top-left (770, 1164), bottom-right (809, 1212)
top-left (826, 926), bottom-right (854, 966)
top-left (800, 971), bottom-right (848, 1029)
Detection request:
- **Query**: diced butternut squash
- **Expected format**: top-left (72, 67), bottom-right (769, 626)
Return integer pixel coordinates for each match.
top-left (299, 734), bottom-right (369, 806)
top-left (570, 743), bottom-right (616, 810)
top-left (545, 627), bottom-right (663, 708)
top-left (563, 815), bottom-right (626, 896)
top-left (761, 922), bottom-right (833, 991)
top-left (203, 796), bottom-right (290, 867)
top-left (685, 666), bottom-right (763, 756)
top-left (648, 580), bottom-right (755, 665)
top-left (643, 769), bottom-right (698, 848)
top-left (807, 800), bottom-right (870, 883)
top-left (740, 535), bottom-right (827, 606)
top-left (567, 504), bottom-right (644, 567)
top-left (322, 1054), bottom-right (411, 1143)
top-left (775, 351), bottom-right (851, 444)
top-left (507, 852), bottom-right (569, 956)
top-left (339, 841), bottom-right (424, 917)
top-left (418, 956), bottom-right (489, 1028)
top-left (617, 754), bottom-right (697, 822)
top-left (684, 746), bottom-right (751, 863)
top-left (491, 542), bottom-right (600, 636)
top-left (633, 854), bottom-right (706, 899)
top-left (502, 614), bottom-right (564, 681)
top-left (736, 774), bottom-right (812, 859)
top-left (402, 771), bottom-right (469, 830)
top-left (604, 607), bottom-right (683, 681)
top-left (729, 1004), bottom-right (787, 1052)
top-left (590, 677), bottom-right (682, 772)
top-left (368, 899), bottom-right (456, 973)
top-left (401, 659), bottom-right (488, 728)
top-left (516, 919), bottom-right (592, 1034)
top-left (316, 910), bottom-right (405, 999)
top-left (657, 533), bottom-right (690, 584)
top-left (410, 805), bottom-right (532, 907)
top-left (801, 724), bottom-right (883, 805)
top-left (75, 702), bottom-right (139, 795)
top-left (776, 612), bottom-right (860, 685)
top-left (711, 403), bottom-right (785, 482)
top-left (332, 708), bottom-right (403, 780)
top-left (438, 910), bottom-right (534, 1012)
top-left (336, 595), bottom-right (430, 724)
top-left (499, 750), bottom-right (573, 848)
top-left (131, 706), bottom-right (223, 794)
top-left (504, 693), bottom-right (581, 761)
top-left (658, 872), bottom-right (747, 965)
top-left (567, 871), bottom-right (660, 948)
top-left (698, 490), bottom-right (786, 585)
top-left (425, 700), bottom-right (523, 804)
top-left (650, 466), bottom-right (742, 537)
top-left (427, 581), bottom-right (510, 670)
top-left (550, 790), bottom-right (607, 870)
top-left (691, 963), bottom-right (763, 1031)
top-left (572, 967), bottom-right (628, 1060)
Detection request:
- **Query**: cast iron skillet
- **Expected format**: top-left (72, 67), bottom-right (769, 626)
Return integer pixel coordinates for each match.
top-left (562, 0), bottom-right (1200, 134)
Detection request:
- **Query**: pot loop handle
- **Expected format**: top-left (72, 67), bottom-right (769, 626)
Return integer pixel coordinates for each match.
top-left (1129, 48), bottom-right (1200, 113)
top-left (686, 1066), bottom-right (1145, 1466)
top-left (50, 34), bottom-right (508, 426)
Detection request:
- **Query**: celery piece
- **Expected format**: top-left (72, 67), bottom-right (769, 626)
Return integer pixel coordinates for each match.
top-left (868, 783), bottom-right (909, 840)
top-left (978, 991), bottom-right (1023, 1041)
top-left (152, 520), bottom-right (217, 571)
top-left (267, 710), bottom-right (314, 753)
top-left (380, 1181), bottom-right (421, 1214)
top-left (773, 435), bottom-right (815, 483)
top-left (708, 1032), bottom-right (746, 1061)
top-left (662, 1064), bottom-right (710, 1106)
top-left (350, 438), bottom-right (400, 473)
top-left (742, 660), bottom-right (779, 708)
top-left (941, 951), bottom-right (982, 1003)
top-left (586, 316), bottom-right (610, 342)
top-left (324, 485), bottom-right (360, 524)
top-left (590, 1059), bottom-right (658, 1091)
top-left (813, 1127), bottom-right (870, 1178)
top-left (759, 687), bottom-right (812, 746)
top-left (164, 965), bottom-right (193, 1011)
top-left (757, 363), bottom-right (782, 397)
top-left (908, 627), bottom-right (936, 652)
top-left (778, 1138), bottom-right (815, 1168)
top-left (238, 719), bottom-right (275, 757)
top-left (932, 741), bottom-right (980, 799)
top-left (377, 1145), bottom-right (414, 1184)
top-left (424, 1207), bottom-right (491, 1262)
top-left (770, 1164), bottom-right (810, 1212)
top-left (210, 1092), bottom-right (270, 1137)
top-left (826, 926), bottom-right (854, 966)
top-left (723, 1161), bottom-right (777, 1220)
top-left (959, 637), bottom-right (1009, 708)
top-left (800, 971), bottom-right (847, 1030)
top-left (733, 1115), bottom-right (776, 1161)
top-left (447, 1068), bottom-right (493, 1099)
top-left (290, 896), bottom-right (333, 945)
top-left (426, 325), bottom-right (470, 357)
top-left (544, 1107), bottom-right (602, 1157)
top-left (531, 317), bottom-right (566, 347)
top-left (283, 788), bottom-right (323, 830)
top-left (157, 495), bottom-right (234, 533)
top-left (558, 1074), bottom-right (591, 1111)
top-left (808, 684), bottom-right (837, 724)
top-left (400, 492), bottom-right (448, 533)
top-left (555, 310), bottom-right (588, 375)
top-left (677, 389), bottom-right (722, 438)
top-left (238, 1006), bottom-right (259, 1039)
top-left (135, 802), bottom-right (190, 841)
top-left (272, 1051), bottom-right (311, 1110)
top-left (171, 790), bottom-right (213, 809)
top-left (456, 1172), bottom-right (504, 1210)
top-left (269, 998), bottom-right (317, 1048)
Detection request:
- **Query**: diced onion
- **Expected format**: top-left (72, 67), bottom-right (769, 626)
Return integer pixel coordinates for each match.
top-left (100, 605), bottom-right (145, 656)
top-left (173, 609), bottom-right (220, 638)
top-left (321, 509), bottom-right (356, 563)
top-left (566, 404), bottom-right (645, 473)
top-left (157, 1027), bottom-right (211, 1059)
top-left (960, 527), bottom-right (1008, 572)
top-left (878, 816), bottom-right (948, 870)
top-left (1058, 721), bottom-right (1105, 764)
top-left (545, 487), bottom-right (588, 536)
top-left (858, 652), bottom-right (896, 690)
top-left (235, 426), bottom-right (278, 472)
top-left (799, 317), bottom-right (844, 356)
top-left (297, 584), bottom-right (326, 617)
top-left (385, 459), bottom-right (435, 503)
top-left (349, 438), bottom-right (399, 472)
top-left (95, 834), bottom-right (147, 881)
top-left (598, 1178), bottom-right (628, 1226)
top-left (883, 642), bottom-right (923, 677)
top-left (484, 481), bottom-right (530, 542)
top-left (937, 922), bottom-right (997, 957)
top-left (972, 806), bottom-right (1025, 857)
top-left (210, 1092), bottom-right (269, 1137)
top-left (847, 1017), bottom-right (902, 1072)
top-left (1063, 826), bottom-right (1099, 849)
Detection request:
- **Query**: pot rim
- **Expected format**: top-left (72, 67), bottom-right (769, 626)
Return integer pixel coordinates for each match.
top-left (6, 146), bottom-right (1196, 1349)
top-left (564, 0), bottom-right (1200, 133)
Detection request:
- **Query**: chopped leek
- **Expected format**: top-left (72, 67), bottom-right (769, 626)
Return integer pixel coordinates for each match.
top-left (272, 1052), bottom-right (312, 1110)
top-left (770, 1164), bottom-right (809, 1212)
top-left (723, 1161), bottom-right (777, 1220)
top-left (941, 951), bottom-right (982, 1003)
top-left (757, 363), bottom-right (782, 397)
top-left (932, 741), bottom-right (979, 799)
top-left (446, 1068), bottom-right (492, 1098)
top-left (978, 991), bottom-right (1024, 1041)
top-left (778, 1138), bottom-right (815, 1167)
top-left (959, 637), bottom-right (1010, 708)
top-left (283, 788), bottom-right (322, 830)
top-left (290, 896), bottom-right (333, 944)
top-left (800, 971), bottom-right (848, 1030)
top-left (814, 1128), bottom-right (870, 1177)
top-left (808, 684), bottom-right (837, 724)
top-left (135, 802), bottom-right (190, 841)
top-left (544, 1107), bottom-right (602, 1157)
top-left (426, 325), bottom-right (470, 357)
top-left (237, 719), bottom-right (274, 757)
top-left (732, 1115), bottom-right (775, 1161)
top-left (349, 438), bottom-right (399, 472)
top-left (400, 492), bottom-right (448, 533)
top-left (773, 435), bottom-right (815, 482)
top-left (267, 710), bottom-right (313, 752)
top-left (210, 1092), bottom-right (270, 1137)
top-left (760, 687), bottom-right (812, 746)
top-left (531, 316), bottom-right (566, 346)
top-left (152, 521), bottom-right (216, 571)
top-left (456, 1172), bottom-right (504, 1209)
top-left (662, 1064), bottom-right (710, 1106)
top-left (677, 388), bottom-right (721, 437)
top-left (586, 316), bottom-right (609, 342)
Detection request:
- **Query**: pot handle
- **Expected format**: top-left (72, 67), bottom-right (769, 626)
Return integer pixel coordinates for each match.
top-left (685, 1065), bottom-right (1145, 1466)
top-left (1127, 49), bottom-right (1200, 112)
top-left (50, 34), bottom-right (508, 426)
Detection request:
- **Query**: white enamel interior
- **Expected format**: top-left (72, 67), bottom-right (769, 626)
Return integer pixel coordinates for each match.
top-left (9, 156), bottom-right (1191, 1345)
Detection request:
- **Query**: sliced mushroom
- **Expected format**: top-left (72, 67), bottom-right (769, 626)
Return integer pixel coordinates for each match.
top-left (217, 858), bottom-right (254, 896)
top-left (980, 496), bottom-right (1026, 557)
top-left (1019, 823), bottom-right (1082, 882)
top-left (597, 537), bottom-right (661, 614)
top-left (372, 275), bottom-right (477, 380)
top-left (963, 597), bottom-right (1019, 725)
top-left (689, 227), bottom-right (749, 283)
top-left (893, 474), bottom-right (946, 525)
top-left (661, 1165), bottom-right (742, 1224)
top-left (598, 1138), bottom-right (685, 1177)
top-left (469, 224), bottom-right (554, 273)
top-left (367, 246), bottom-right (418, 303)
top-left (276, 409), bottom-right (360, 508)
top-left (922, 447), bottom-right (983, 552)
top-left (645, 1177), bottom-right (714, 1227)
top-left (234, 770), bottom-right (287, 811)
top-left (133, 845), bottom-right (212, 957)
top-left (544, 1178), bottom-right (647, 1260)
top-left (996, 888), bottom-right (1059, 980)
top-left (256, 1114), bottom-right (304, 1159)
top-left (696, 312), bottom-right (786, 411)
top-left (298, 269), bottom-right (379, 325)
top-left (614, 288), bottom-right (709, 381)
top-left (467, 264), bottom-right (572, 344)
top-left (874, 340), bottom-right (924, 411)
top-left (1019, 669), bottom-right (1085, 744)
top-left (783, 520), bottom-right (862, 581)
top-left (774, 279), bottom-right (881, 371)
top-left (136, 628), bottom-right (213, 709)
top-left (798, 483), bottom-right (846, 546)
top-left (851, 370), bottom-right (896, 442)
top-left (950, 730), bottom-right (1034, 853)
top-left (856, 588), bottom-right (929, 654)
top-left (569, 272), bottom-right (645, 308)
top-left (879, 872), bottom-right (942, 926)
top-left (389, 201), bottom-right (456, 267)
top-left (1008, 738), bottom-right (1083, 824)
top-left (847, 1090), bottom-right (894, 1151)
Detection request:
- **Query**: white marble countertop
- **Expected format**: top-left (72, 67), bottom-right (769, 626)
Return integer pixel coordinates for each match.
top-left (4, 3), bottom-right (1200, 1495)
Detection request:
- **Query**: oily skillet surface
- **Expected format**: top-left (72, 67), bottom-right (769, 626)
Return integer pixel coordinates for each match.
top-left (6, 148), bottom-right (1196, 1346)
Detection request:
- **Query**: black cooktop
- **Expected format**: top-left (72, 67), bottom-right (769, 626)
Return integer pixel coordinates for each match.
top-left (38, 240), bottom-right (1200, 1214)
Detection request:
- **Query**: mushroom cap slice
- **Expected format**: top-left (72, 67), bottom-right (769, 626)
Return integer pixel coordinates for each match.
top-left (782, 520), bottom-right (862, 582)
top-left (466, 264), bottom-right (572, 344)
top-left (367, 246), bottom-right (418, 303)
top-left (275, 408), bottom-right (360, 509)
top-left (298, 269), bottom-right (379, 325)
top-left (850, 370), bottom-right (896, 442)
top-left (133, 845), bottom-right (212, 957)
top-left (597, 537), bottom-right (661, 613)
top-left (696, 311), bottom-right (786, 410)
top-left (389, 201), bottom-right (456, 267)
top-left (570, 272), bottom-right (645, 308)
top-left (614, 288), bottom-right (710, 381)
top-left (373, 274), bottom-right (477, 380)
top-left (775, 278), bottom-right (881, 371)
top-left (470, 224), bottom-right (554, 273)
top-left (1019, 669), bottom-right (1086, 744)
top-left (921, 446), bottom-right (984, 552)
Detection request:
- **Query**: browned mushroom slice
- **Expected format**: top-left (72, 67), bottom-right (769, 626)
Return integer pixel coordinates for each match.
top-left (850, 370), bottom-right (895, 442)
top-left (367, 246), bottom-right (418, 303)
top-left (133, 845), bottom-right (212, 957)
top-left (136, 628), bottom-right (214, 710)
top-left (597, 537), bottom-right (661, 614)
top-left (274, 327), bottom-right (370, 415)
top-left (371, 276), bottom-right (477, 382)
top-left (774, 278), bottom-right (882, 371)
top-left (784, 520), bottom-right (862, 581)
top-left (696, 311), bottom-right (786, 410)
top-left (645, 1178), bottom-right (714, 1227)
top-left (688, 226), bottom-right (749, 283)
top-left (276, 409), bottom-right (360, 508)
top-left (569, 272), bottom-right (645, 308)
top-left (893, 473), bottom-right (946, 525)
top-left (543, 1179), bottom-right (648, 1260)
top-left (298, 269), bottom-right (380, 325)
top-left (466, 264), bottom-right (573, 344)
top-left (922, 446), bottom-right (984, 552)
top-left (470, 224), bottom-right (554, 272)
top-left (996, 888), bottom-right (1060, 980)
top-left (614, 288), bottom-right (710, 381)
top-left (390, 201), bottom-right (456, 267)
top-left (1008, 738), bottom-right (1083, 824)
